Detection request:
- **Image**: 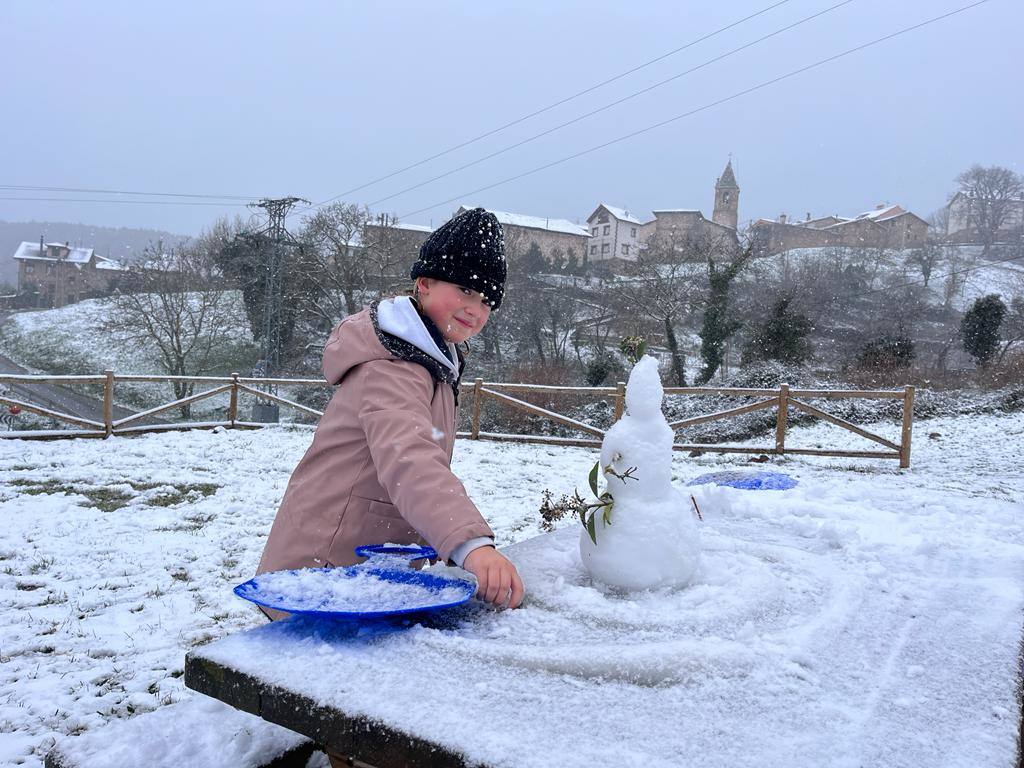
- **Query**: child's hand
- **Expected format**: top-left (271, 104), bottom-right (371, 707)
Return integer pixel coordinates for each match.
top-left (462, 546), bottom-right (525, 609)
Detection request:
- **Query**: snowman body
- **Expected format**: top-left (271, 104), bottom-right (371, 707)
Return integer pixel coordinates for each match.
top-left (579, 356), bottom-right (700, 590)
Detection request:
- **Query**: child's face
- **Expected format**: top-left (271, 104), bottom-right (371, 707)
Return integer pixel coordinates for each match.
top-left (417, 278), bottom-right (491, 343)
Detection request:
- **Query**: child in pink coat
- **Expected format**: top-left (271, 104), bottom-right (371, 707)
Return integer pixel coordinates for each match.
top-left (257, 207), bottom-right (524, 610)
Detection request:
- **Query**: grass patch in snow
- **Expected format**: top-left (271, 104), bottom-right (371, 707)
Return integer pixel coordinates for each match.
top-left (4, 477), bottom-right (219, 512)
top-left (147, 483), bottom-right (219, 507)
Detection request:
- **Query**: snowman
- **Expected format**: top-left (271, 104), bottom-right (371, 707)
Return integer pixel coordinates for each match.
top-left (579, 355), bottom-right (701, 590)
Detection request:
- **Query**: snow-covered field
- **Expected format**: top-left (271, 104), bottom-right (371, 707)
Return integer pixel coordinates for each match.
top-left (1, 413), bottom-right (1023, 766)
top-left (0, 295), bottom-right (260, 418)
top-left (757, 245), bottom-right (1024, 313)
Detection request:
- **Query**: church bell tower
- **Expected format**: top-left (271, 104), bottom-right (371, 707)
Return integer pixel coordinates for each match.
top-left (712, 159), bottom-right (739, 230)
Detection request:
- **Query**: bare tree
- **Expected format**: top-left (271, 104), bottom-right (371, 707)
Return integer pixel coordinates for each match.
top-left (610, 233), bottom-right (701, 385)
top-left (906, 238), bottom-right (943, 287)
top-left (361, 213), bottom-right (424, 296)
top-left (941, 246), bottom-right (981, 311)
top-left (295, 202), bottom-right (371, 325)
top-left (502, 276), bottom-right (585, 366)
top-left (997, 294), bottom-right (1024, 363)
top-left (927, 206), bottom-right (950, 241)
top-left (954, 165), bottom-right (1024, 255)
top-left (107, 234), bottom-right (248, 417)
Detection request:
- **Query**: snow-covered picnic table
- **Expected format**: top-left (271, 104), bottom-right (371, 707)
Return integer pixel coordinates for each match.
top-left (185, 510), bottom-right (1022, 768)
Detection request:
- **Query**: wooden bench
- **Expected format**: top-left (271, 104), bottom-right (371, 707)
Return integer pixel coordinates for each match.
top-left (45, 697), bottom-right (318, 768)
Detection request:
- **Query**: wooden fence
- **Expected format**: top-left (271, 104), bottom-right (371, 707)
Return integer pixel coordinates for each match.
top-left (0, 371), bottom-right (915, 467)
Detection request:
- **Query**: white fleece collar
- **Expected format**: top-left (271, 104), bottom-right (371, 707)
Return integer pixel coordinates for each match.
top-left (375, 296), bottom-right (459, 374)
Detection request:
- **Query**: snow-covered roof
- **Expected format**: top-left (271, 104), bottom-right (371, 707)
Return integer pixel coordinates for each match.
top-left (823, 217), bottom-right (882, 231)
top-left (13, 241), bottom-right (95, 264)
top-left (94, 255), bottom-right (127, 271)
top-left (596, 204), bottom-right (642, 225)
top-left (457, 206), bottom-right (589, 237)
top-left (854, 204), bottom-right (904, 222)
top-left (366, 221), bottom-right (433, 234)
top-left (392, 222), bottom-right (432, 233)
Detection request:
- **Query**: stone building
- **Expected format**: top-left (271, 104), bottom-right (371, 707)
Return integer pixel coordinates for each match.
top-left (586, 159), bottom-right (741, 263)
top-left (945, 191), bottom-right (1024, 244)
top-left (455, 205), bottom-right (591, 267)
top-left (360, 218), bottom-right (433, 281)
top-left (711, 160), bottom-right (740, 229)
top-left (751, 204), bottom-right (929, 255)
top-left (13, 240), bottom-right (125, 308)
top-left (585, 204), bottom-right (643, 261)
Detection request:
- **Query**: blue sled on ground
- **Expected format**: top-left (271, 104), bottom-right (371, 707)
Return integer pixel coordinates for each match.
top-left (686, 470), bottom-right (798, 490)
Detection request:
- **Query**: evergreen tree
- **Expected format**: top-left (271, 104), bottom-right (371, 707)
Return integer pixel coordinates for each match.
top-left (697, 245), bottom-right (751, 384)
top-left (215, 233), bottom-right (266, 338)
top-left (960, 294), bottom-right (1006, 366)
top-left (741, 297), bottom-right (813, 364)
top-left (521, 241), bottom-right (546, 275)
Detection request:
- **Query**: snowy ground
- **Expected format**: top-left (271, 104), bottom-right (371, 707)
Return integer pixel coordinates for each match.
top-left (1, 413), bottom-right (1023, 766)
top-left (0, 294), bottom-right (260, 419)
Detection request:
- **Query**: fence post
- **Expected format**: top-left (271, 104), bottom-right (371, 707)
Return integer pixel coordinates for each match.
top-left (775, 383), bottom-right (789, 455)
top-left (228, 373), bottom-right (239, 428)
top-left (103, 370), bottom-right (114, 438)
top-left (471, 378), bottom-right (483, 439)
top-left (900, 384), bottom-right (915, 469)
top-left (612, 381), bottom-right (626, 423)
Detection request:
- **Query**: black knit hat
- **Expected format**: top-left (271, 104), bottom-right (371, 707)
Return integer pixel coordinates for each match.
top-left (410, 207), bottom-right (507, 310)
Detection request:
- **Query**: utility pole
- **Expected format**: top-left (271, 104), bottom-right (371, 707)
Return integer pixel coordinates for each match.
top-left (244, 196), bottom-right (309, 423)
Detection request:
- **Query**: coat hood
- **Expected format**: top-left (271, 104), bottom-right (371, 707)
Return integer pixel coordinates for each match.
top-left (322, 297), bottom-right (462, 390)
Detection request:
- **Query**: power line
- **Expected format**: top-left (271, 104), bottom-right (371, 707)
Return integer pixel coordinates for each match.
top-left (397, 0), bottom-right (991, 222)
top-left (364, 0), bottom-right (855, 210)
top-left (0, 184), bottom-right (258, 201)
top-left (0, 196), bottom-right (249, 207)
top-left (296, 0), bottom-right (795, 215)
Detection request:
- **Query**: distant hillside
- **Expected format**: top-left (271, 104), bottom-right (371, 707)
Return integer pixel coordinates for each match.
top-left (0, 220), bottom-right (189, 288)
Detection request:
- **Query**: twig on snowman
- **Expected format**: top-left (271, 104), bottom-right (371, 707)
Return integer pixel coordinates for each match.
top-left (537, 460), bottom-right (638, 544)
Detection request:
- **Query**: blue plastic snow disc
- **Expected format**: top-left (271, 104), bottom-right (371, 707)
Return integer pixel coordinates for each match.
top-left (686, 470), bottom-right (798, 490)
top-left (233, 564), bottom-right (475, 620)
top-left (353, 544), bottom-right (437, 561)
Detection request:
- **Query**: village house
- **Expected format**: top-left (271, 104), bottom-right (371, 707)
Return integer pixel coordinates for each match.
top-left (751, 203), bottom-right (929, 255)
top-left (455, 205), bottom-right (591, 268)
top-left (945, 191), bottom-right (1024, 244)
top-left (585, 204), bottom-right (644, 261)
top-left (13, 239), bottom-right (126, 308)
top-left (588, 159), bottom-right (741, 263)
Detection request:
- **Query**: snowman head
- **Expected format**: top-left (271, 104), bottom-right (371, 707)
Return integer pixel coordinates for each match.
top-left (624, 356), bottom-right (663, 420)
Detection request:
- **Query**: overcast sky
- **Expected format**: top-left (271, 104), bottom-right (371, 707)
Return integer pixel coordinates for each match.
top-left (2, 0), bottom-right (1020, 237)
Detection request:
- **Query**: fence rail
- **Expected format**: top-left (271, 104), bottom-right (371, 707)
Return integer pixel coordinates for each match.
top-left (0, 371), bottom-right (915, 467)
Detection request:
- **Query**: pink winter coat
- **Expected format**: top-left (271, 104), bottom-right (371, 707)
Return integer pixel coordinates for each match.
top-left (257, 300), bottom-right (494, 576)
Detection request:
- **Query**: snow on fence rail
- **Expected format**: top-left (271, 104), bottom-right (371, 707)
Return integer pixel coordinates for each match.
top-left (0, 372), bottom-right (916, 467)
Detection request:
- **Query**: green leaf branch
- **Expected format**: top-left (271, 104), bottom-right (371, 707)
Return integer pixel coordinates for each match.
top-left (539, 459), bottom-right (638, 545)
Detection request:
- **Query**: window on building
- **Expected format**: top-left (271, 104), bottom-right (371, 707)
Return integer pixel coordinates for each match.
top-left (631, 227), bottom-right (637, 237)
top-left (603, 225), bottom-right (610, 236)
top-left (598, 213), bottom-right (608, 224)
top-left (591, 227), bottom-right (598, 236)
top-left (25, 265), bottom-right (34, 274)
top-left (601, 243), bottom-right (610, 254)
top-left (590, 245), bottom-right (597, 255)
top-left (46, 264), bottom-right (54, 275)
top-left (621, 244), bottom-right (629, 255)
